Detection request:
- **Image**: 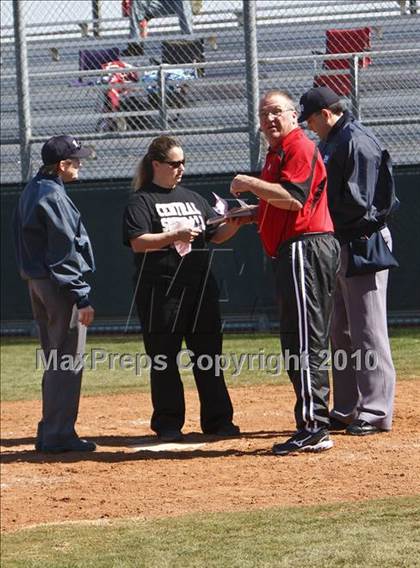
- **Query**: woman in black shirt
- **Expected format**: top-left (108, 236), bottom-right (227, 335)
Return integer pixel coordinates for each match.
top-left (123, 135), bottom-right (244, 442)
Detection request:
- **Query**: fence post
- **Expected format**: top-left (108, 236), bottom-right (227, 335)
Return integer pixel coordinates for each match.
top-left (158, 67), bottom-right (168, 129)
top-left (92, 0), bottom-right (101, 38)
top-left (243, 0), bottom-right (260, 171)
top-left (13, 0), bottom-right (32, 183)
top-left (350, 55), bottom-right (360, 120)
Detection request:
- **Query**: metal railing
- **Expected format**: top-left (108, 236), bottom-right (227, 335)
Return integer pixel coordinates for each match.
top-left (1, 0), bottom-right (419, 183)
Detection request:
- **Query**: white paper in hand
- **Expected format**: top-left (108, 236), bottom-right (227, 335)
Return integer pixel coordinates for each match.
top-left (212, 192), bottom-right (229, 216)
top-left (168, 218), bottom-right (196, 257)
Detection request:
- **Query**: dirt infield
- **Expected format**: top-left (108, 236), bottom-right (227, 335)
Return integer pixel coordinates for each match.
top-left (1, 381), bottom-right (419, 532)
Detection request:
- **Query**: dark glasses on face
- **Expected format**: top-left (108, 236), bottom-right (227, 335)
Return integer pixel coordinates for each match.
top-left (163, 159), bottom-right (185, 168)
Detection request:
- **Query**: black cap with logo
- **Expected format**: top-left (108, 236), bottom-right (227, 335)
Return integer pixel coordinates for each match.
top-left (298, 87), bottom-right (341, 123)
top-left (41, 135), bottom-right (93, 166)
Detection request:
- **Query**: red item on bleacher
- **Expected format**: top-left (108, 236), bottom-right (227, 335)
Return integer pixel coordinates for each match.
top-left (314, 27), bottom-right (371, 96)
top-left (101, 60), bottom-right (138, 110)
top-left (325, 27), bottom-right (371, 69)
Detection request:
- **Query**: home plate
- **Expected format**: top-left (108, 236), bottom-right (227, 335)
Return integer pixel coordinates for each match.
top-left (131, 442), bottom-right (206, 452)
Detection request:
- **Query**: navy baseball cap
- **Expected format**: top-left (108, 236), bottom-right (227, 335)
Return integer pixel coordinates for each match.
top-left (298, 87), bottom-right (340, 123)
top-left (41, 135), bottom-right (93, 166)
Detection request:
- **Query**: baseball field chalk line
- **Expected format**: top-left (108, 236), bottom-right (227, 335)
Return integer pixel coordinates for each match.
top-left (131, 442), bottom-right (206, 452)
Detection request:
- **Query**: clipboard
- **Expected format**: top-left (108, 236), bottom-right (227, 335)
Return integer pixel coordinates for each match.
top-left (206, 206), bottom-right (256, 226)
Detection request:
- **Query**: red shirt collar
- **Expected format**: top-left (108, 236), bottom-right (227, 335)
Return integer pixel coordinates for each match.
top-left (268, 126), bottom-right (302, 152)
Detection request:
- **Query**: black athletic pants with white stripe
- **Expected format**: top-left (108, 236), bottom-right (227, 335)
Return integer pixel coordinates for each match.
top-left (274, 233), bottom-right (340, 432)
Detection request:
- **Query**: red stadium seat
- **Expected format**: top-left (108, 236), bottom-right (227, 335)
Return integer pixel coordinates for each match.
top-left (314, 27), bottom-right (372, 96)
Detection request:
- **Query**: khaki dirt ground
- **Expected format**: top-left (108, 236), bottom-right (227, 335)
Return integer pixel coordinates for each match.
top-left (1, 381), bottom-right (419, 532)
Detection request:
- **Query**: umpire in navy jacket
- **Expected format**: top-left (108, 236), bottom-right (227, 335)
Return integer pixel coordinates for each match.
top-left (13, 135), bottom-right (96, 453)
top-left (298, 87), bottom-right (396, 437)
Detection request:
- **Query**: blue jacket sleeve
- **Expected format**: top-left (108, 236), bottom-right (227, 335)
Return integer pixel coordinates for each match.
top-left (39, 192), bottom-right (94, 307)
top-left (327, 138), bottom-right (379, 231)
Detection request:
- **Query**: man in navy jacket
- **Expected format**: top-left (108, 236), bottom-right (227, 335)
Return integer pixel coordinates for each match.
top-left (298, 87), bottom-right (396, 437)
top-left (14, 135), bottom-right (96, 453)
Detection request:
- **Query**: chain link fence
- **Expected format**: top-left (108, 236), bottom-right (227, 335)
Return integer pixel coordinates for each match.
top-left (1, 0), bottom-right (419, 184)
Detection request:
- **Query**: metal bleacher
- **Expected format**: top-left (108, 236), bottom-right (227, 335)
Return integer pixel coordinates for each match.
top-left (1, 1), bottom-right (419, 184)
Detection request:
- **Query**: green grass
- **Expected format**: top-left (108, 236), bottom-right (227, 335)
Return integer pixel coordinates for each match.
top-left (1, 329), bottom-right (419, 402)
top-left (1, 496), bottom-right (419, 567)
top-left (388, 327), bottom-right (420, 379)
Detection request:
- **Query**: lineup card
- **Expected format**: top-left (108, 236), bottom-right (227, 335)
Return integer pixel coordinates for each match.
top-left (206, 207), bottom-right (255, 226)
top-left (207, 192), bottom-right (255, 225)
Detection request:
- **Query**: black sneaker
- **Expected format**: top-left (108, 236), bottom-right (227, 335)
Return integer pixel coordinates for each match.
top-left (346, 419), bottom-right (383, 436)
top-left (213, 423), bottom-right (240, 437)
top-left (272, 429), bottom-right (333, 456)
top-left (40, 438), bottom-right (96, 453)
top-left (157, 430), bottom-right (183, 443)
top-left (204, 423), bottom-right (240, 437)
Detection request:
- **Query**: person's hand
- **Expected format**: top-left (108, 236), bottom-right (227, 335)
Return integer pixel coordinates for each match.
top-left (230, 174), bottom-right (254, 196)
top-left (174, 227), bottom-right (201, 243)
top-left (78, 305), bottom-right (95, 327)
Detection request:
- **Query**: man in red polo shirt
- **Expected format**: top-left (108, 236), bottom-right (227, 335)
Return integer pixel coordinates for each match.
top-left (230, 90), bottom-right (340, 455)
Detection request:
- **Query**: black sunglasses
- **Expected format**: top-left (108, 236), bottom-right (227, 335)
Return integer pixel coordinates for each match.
top-left (162, 159), bottom-right (185, 168)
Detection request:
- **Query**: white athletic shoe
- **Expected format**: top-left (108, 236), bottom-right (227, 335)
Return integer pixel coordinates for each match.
top-left (272, 428), bottom-right (333, 456)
